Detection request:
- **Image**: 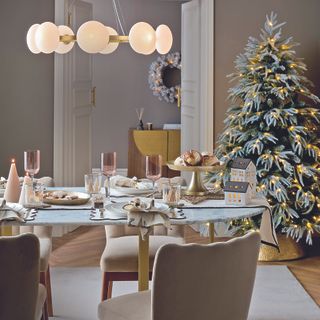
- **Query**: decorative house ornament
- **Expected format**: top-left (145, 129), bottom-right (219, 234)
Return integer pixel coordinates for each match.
top-left (224, 181), bottom-right (251, 205)
top-left (26, 0), bottom-right (173, 55)
top-left (148, 52), bottom-right (181, 105)
top-left (230, 158), bottom-right (257, 198)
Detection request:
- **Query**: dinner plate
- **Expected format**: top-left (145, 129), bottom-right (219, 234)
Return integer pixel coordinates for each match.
top-left (113, 186), bottom-right (154, 195)
top-left (43, 191), bottom-right (90, 205)
top-left (106, 201), bottom-right (169, 218)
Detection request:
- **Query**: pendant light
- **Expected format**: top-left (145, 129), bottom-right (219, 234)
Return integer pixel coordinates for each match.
top-left (26, 0), bottom-right (173, 56)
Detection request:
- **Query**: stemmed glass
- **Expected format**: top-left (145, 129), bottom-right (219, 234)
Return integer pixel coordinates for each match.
top-left (101, 152), bottom-right (116, 201)
top-left (146, 155), bottom-right (162, 200)
top-left (24, 150), bottom-right (40, 188)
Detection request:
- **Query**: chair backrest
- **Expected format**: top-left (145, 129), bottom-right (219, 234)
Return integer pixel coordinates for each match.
top-left (152, 232), bottom-right (261, 320)
top-left (0, 233), bottom-right (40, 320)
top-left (105, 225), bottom-right (184, 239)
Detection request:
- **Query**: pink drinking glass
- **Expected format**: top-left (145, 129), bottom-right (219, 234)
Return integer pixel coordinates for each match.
top-left (146, 155), bottom-right (162, 199)
top-left (24, 150), bottom-right (40, 186)
top-left (101, 152), bottom-right (116, 200)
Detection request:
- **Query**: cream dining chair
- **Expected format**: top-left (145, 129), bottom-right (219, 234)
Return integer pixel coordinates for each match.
top-left (0, 233), bottom-right (47, 320)
top-left (98, 232), bottom-right (261, 320)
top-left (11, 176), bottom-right (54, 319)
top-left (100, 225), bottom-right (185, 300)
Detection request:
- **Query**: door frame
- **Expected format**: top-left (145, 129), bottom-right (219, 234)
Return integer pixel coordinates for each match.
top-left (54, 0), bottom-right (67, 187)
top-left (54, 0), bottom-right (93, 187)
top-left (181, 0), bottom-right (214, 154)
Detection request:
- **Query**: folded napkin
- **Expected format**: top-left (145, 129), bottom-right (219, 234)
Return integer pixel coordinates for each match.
top-left (127, 199), bottom-right (172, 239)
top-left (0, 199), bottom-right (29, 223)
top-left (110, 176), bottom-right (153, 190)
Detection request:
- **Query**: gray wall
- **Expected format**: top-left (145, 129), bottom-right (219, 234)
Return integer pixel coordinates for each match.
top-left (90, 0), bottom-right (181, 168)
top-left (214, 0), bottom-right (320, 143)
top-left (0, 0), bottom-right (54, 177)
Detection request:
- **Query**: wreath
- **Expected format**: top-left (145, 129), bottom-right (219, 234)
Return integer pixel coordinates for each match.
top-left (148, 52), bottom-right (181, 104)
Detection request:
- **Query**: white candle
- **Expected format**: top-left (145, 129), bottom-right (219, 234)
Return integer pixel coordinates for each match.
top-left (4, 159), bottom-right (21, 203)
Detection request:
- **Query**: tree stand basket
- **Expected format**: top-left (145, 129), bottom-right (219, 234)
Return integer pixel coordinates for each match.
top-left (259, 233), bottom-right (305, 262)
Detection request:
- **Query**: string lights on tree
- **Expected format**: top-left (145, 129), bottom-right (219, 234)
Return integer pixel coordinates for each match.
top-left (208, 12), bottom-right (320, 244)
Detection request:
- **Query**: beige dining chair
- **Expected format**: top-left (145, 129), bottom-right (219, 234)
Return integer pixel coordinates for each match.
top-left (98, 231), bottom-right (261, 320)
top-left (100, 225), bottom-right (185, 300)
top-left (0, 233), bottom-right (47, 320)
top-left (11, 176), bottom-right (54, 319)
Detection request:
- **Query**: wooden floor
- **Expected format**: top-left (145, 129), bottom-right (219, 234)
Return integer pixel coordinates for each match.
top-left (50, 226), bottom-right (320, 306)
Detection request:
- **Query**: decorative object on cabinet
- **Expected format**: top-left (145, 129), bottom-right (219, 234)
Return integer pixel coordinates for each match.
top-left (148, 52), bottom-right (181, 106)
top-left (230, 158), bottom-right (257, 198)
top-left (135, 108), bottom-right (144, 130)
top-left (128, 129), bottom-right (180, 178)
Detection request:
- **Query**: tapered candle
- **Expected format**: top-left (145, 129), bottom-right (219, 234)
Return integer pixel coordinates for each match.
top-left (4, 159), bottom-right (21, 203)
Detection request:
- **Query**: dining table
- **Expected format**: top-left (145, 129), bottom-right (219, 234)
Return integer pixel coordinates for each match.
top-left (0, 187), bottom-right (275, 292)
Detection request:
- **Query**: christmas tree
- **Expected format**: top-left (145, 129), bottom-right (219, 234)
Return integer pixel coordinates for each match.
top-left (210, 12), bottom-right (320, 244)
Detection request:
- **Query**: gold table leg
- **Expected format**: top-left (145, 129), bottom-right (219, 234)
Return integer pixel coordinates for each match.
top-left (138, 233), bottom-right (149, 291)
top-left (209, 223), bottom-right (215, 243)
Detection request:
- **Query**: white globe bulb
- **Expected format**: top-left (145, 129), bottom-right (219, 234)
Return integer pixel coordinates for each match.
top-left (55, 25), bottom-right (75, 54)
top-left (156, 24), bottom-right (173, 54)
top-left (129, 22), bottom-right (156, 55)
top-left (35, 22), bottom-right (59, 54)
top-left (100, 27), bottom-right (119, 54)
top-left (77, 21), bottom-right (109, 54)
top-left (26, 24), bottom-right (41, 54)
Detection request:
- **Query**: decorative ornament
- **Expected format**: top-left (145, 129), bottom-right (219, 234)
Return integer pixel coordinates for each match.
top-left (148, 51), bottom-right (181, 105)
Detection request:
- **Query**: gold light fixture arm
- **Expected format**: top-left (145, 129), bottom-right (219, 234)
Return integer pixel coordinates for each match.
top-left (59, 34), bottom-right (129, 45)
top-left (109, 35), bottom-right (129, 43)
top-left (60, 34), bottom-right (76, 44)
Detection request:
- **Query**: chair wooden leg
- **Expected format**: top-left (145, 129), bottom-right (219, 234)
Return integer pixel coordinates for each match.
top-left (41, 305), bottom-right (48, 320)
top-left (40, 270), bottom-right (51, 320)
top-left (107, 280), bottom-right (113, 299)
top-left (46, 267), bottom-right (53, 316)
top-left (101, 272), bottom-right (111, 301)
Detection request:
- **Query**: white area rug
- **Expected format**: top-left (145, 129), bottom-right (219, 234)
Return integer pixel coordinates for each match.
top-left (50, 266), bottom-right (320, 320)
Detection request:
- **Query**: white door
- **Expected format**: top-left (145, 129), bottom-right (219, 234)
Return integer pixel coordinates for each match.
top-left (54, 0), bottom-right (94, 187)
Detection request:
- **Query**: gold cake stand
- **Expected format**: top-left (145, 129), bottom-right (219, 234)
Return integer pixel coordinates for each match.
top-left (167, 161), bottom-right (225, 196)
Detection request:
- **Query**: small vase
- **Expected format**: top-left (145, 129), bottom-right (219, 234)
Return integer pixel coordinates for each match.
top-left (137, 120), bottom-right (144, 130)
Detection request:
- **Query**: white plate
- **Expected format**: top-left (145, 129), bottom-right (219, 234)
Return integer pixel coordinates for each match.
top-left (106, 201), bottom-right (169, 218)
top-left (112, 186), bottom-right (154, 195)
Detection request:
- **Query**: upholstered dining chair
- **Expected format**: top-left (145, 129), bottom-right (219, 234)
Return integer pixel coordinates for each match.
top-left (0, 233), bottom-right (47, 320)
top-left (100, 225), bottom-right (185, 300)
top-left (11, 176), bottom-right (54, 319)
top-left (98, 231), bottom-right (261, 320)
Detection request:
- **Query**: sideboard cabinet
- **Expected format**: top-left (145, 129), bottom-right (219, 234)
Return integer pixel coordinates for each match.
top-left (128, 129), bottom-right (181, 178)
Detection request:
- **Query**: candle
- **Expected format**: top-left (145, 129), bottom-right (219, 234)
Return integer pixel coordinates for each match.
top-left (4, 159), bottom-right (21, 203)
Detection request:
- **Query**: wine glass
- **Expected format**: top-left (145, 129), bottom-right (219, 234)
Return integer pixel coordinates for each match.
top-left (101, 152), bottom-right (116, 201)
top-left (146, 155), bottom-right (162, 200)
top-left (24, 150), bottom-right (40, 188)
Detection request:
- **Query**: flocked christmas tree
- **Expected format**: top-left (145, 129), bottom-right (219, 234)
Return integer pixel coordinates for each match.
top-left (209, 12), bottom-right (320, 244)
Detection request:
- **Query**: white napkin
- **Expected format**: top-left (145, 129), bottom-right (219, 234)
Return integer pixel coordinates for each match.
top-left (127, 199), bottom-right (172, 239)
top-left (0, 199), bottom-right (29, 223)
top-left (110, 176), bottom-right (153, 190)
